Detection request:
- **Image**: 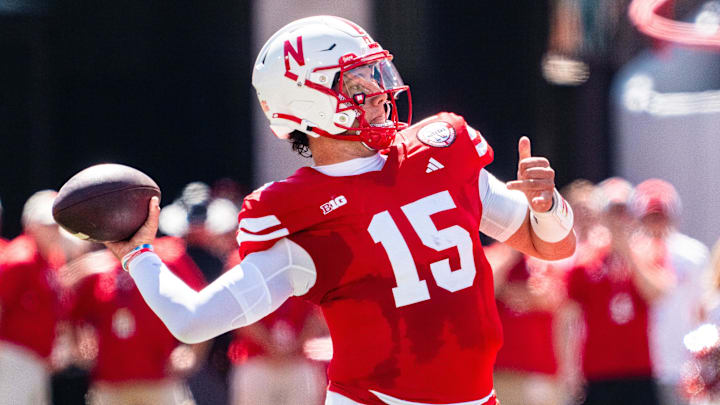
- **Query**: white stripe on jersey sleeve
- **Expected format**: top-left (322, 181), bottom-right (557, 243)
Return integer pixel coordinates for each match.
top-left (467, 125), bottom-right (489, 158)
top-left (237, 214), bottom-right (290, 244)
top-left (239, 215), bottom-right (283, 233)
top-left (236, 227), bottom-right (290, 243)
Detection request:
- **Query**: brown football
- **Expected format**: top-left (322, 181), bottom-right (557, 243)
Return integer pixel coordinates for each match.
top-left (52, 163), bottom-right (161, 242)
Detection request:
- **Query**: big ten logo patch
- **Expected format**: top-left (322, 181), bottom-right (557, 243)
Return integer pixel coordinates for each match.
top-left (321, 195), bottom-right (347, 215)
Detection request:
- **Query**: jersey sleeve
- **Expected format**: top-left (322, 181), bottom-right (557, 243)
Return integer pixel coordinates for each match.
top-left (465, 123), bottom-right (494, 169)
top-left (236, 181), bottom-right (314, 260)
top-left (478, 169), bottom-right (528, 242)
top-left (430, 112), bottom-right (494, 169)
top-left (403, 112), bottom-right (494, 181)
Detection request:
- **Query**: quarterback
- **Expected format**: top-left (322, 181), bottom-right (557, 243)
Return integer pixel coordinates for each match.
top-left (106, 16), bottom-right (575, 405)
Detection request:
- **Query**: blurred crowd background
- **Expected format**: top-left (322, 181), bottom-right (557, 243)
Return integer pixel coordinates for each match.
top-left (2, 0), bottom-right (720, 404)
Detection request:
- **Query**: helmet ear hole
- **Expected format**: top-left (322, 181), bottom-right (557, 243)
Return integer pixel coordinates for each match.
top-left (334, 112), bottom-right (352, 125)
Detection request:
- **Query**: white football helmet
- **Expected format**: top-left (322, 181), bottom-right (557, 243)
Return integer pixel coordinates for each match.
top-left (252, 15), bottom-right (411, 150)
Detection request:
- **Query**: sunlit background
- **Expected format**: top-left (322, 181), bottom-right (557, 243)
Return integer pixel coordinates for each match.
top-left (1, 0), bottom-right (718, 246)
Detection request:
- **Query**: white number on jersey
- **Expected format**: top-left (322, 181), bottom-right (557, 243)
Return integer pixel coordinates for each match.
top-left (367, 191), bottom-right (477, 307)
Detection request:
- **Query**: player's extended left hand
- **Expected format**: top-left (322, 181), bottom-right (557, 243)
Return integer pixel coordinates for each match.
top-left (506, 136), bottom-right (555, 213)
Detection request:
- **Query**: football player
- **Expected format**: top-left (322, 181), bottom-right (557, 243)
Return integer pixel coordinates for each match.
top-left (105, 16), bottom-right (575, 405)
top-left (0, 190), bottom-right (64, 405)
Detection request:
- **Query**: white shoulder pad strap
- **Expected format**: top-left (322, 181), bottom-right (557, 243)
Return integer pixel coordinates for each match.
top-left (478, 169), bottom-right (529, 242)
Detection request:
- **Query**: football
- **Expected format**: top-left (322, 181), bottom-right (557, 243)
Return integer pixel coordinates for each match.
top-left (52, 163), bottom-right (161, 242)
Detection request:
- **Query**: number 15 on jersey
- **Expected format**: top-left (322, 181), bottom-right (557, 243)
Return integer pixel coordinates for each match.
top-left (368, 190), bottom-right (477, 308)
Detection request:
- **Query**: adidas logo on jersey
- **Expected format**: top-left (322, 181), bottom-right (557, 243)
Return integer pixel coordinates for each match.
top-left (425, 157), bottom-right (444, 173)
top-left (320, 195), bottom-right (347, 215)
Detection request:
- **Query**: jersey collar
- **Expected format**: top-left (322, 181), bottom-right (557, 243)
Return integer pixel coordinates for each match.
top-left (312, 153), bottom-right (387, 177)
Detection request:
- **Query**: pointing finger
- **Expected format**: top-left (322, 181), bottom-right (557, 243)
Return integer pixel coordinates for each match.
top-left (518, 136), bottom-right (532, 161)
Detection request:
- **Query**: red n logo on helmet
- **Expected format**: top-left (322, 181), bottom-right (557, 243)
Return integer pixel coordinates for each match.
top-left (283, 36), bottom-right (305, 80)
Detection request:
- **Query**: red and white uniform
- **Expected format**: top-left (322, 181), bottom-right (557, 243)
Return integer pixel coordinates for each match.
top-left (69, 237), bottom-right (206, 383)
top-left (0, 235), bottom-right (63, 405)
top-left (238, 113), bottom-right (500, 404)
top-left (228, 297), bottom-right (327, 405)
top-left (566, 252), bottom-right (654, 380)
top-left (0, 235), bottom-right (62, 360)
top-left (494, 259), bottom-right (559, 375)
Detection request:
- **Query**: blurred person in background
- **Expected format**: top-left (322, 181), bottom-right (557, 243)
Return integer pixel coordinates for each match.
top-left (704, 239), bottom-right (720, 324)
top-left (629, 179), bottom-right (710, 405)
top-left (65, 237), bottom-right (208, 405)
top-left (227, 295), bottom-right (327, 405)
top-left (222, 207), bottom-right (328, 405)
top-left (488, 179), bottom-right (600, 405)
top-left (559, 180), bottom-right (599, 246)
top-left (488, 244), bottom-right (568, 405)
top-left (554, 179), bottom-right (602, 403)
top-left (223, 202), bottom-right (328, 405)
top-left (159, 181), bottom-right (241, 405)
top-left (676, 238), bottom-right (720, 404)
top-left (564, 177), bottom-right (668, 405)
top-left (0, 190), bottom-right (65, 405)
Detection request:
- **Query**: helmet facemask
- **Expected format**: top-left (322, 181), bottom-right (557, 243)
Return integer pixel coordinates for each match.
top-left (309, 52), bottom-right (412, 150)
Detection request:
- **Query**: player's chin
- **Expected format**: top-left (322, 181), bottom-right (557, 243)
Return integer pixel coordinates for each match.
top-left (369, 119), bottom-right (393, 128)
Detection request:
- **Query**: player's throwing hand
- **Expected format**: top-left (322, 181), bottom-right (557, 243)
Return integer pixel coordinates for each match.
top-left (105, 197), bottom-right (161, 260)
top-left (506, 136), bottom-right (555, 213)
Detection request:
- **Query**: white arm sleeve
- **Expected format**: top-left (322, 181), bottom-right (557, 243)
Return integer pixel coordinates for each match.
top-left (478, 169), bottom-right (529, 242)
top-left (127, 238), bottom-right (317, 344)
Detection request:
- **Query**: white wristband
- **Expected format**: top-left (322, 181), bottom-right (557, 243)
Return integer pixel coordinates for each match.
top-left (530, 189), bottom-right (574, 243)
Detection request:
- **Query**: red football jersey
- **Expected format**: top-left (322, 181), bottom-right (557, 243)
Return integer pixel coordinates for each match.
top-left (237, 113), bottom-right (501, 404)
top-left (566, 252), bottom-right (654, 380)
top-left (0, 235), bottom-right (62, 359)
top-left (494, 258), bottom-right (559, 375)
top-left (69, 237), bottom-right (207, 382)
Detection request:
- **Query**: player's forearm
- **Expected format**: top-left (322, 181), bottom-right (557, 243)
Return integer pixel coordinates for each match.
top-left (128, 253), bottom-right (249, 343)
top-left (505, 214), bottom-right (576, 261)
top-left (126, 238), bottom-right (311, 344)
top-left (530, 226), bottom-right (576, 261)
